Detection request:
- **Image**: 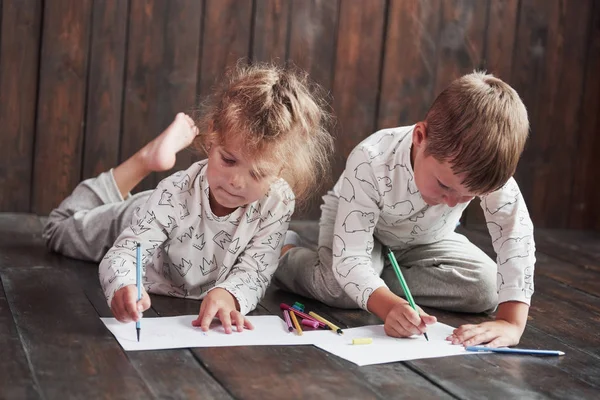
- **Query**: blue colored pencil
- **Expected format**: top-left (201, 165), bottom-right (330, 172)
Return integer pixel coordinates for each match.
top-left (466, 346), bottom-right (565, 356)
top-left (136, 243), bottom-right (142, 342)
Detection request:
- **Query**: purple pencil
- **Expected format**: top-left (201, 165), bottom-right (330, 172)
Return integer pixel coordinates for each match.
top-left (283, 309), bottom-right (293, 332)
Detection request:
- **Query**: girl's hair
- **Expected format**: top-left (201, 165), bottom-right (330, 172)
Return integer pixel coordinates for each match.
top-left (424, 71), bottom-right (529, 194)
top-left (193, 62), bottom-right (334, 208)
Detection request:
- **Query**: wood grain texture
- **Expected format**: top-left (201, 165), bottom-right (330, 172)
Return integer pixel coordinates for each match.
top-left (287, 0), bottom-right (339, 219)
top-left (0, 0), bottom-right (42, 212)
top-left (79, 266), bottom-right (234, 399)
top-left (569, 0), bottom-right (600, 230)
top-left (483, 0), bottom-right (519, 80)
top-left (252, 0), bottom-right (290, 63)
top-left (288, 0), bottom-right (338, 92)
top-left (377, 0), bottom-right (441, 129)
top-left (82, 0), bottom-right (128, 180)
top-left (32, 0), bottom-right (93, 215)
top-left (198, 0), bottom-right (252, 97)
top-left (122, 0), bottom-right (203, 192)
top-left (1, 1), bottom-right (599, 229)
top-left (511, 0), bottom-right (591, 228)
top-left (332, 0), bottom-right (386, 180)
top-left (2, 214), bottom-right (600, 397)
top-left (151, 295), bottom-right (392, 400)
top-left (433, 0), bottom-right (488, 94)
top-left (0, 263), bottom-right (40, 399)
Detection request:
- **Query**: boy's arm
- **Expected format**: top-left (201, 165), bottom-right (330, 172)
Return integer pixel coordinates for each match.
top-left (215, 187), bottom-right (294, 315)
top-left (331, 147), bottom-right (388, 310)
top-left (480, 177), bottom-right (535, 326)
top-left (481, 178), bottom-right (535, 300)
top-left (99, 171), bottom-right (188, 305)
top-left (496, 301), bottom-right (529, 331)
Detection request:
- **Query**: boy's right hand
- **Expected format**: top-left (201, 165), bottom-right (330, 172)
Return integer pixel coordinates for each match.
top-left (384, 301), bottom-right (437, 338)
top-left (111, 285), bottom-right (151, 323)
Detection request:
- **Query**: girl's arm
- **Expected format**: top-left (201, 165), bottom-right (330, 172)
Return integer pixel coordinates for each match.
top-left (99, 171), bottom-right (188, 306)
top-left (215, 185), bottom-right (295, 315)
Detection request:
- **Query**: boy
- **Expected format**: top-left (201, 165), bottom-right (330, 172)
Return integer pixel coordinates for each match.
top-left (275, 71), bottom-right (534, 348)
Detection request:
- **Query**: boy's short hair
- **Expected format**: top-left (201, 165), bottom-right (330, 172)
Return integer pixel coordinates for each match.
top-left (424, 71), bottom-right (529, 194)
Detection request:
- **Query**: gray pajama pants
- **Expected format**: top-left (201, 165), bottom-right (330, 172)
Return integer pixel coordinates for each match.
top-left (274, 193), bottom-right (498, 313)
top-left (43, 170), bottom-right (151, 263)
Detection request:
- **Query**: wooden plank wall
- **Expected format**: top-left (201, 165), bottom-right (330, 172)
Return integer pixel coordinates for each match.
top-left (0, 0), bottom-right (599, 228)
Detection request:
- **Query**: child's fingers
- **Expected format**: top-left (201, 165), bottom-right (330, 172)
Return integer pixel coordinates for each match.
top-left (111, 291), bottom-right (131, 323)
top-left (124, 289), bottom-right (141, 322)
top-left (139, 291), bottom-right (151, 311)
top-left (402, 307), bottom-right (422, 327)
top-left (231, 311), bottom-right (245, 332)
top-left (198, 306), bottom-right (218, 331)
top-left (486, 337), bottom-right (508, 348)
top-left (453, 326), bottom-right (484, 344)
top-left (453, 324), bottom-right (476, 336)
top-left (219, 309), bottom-right (233, 334)
top-left (421, 314), bottom-right (437, 325)
top-left (384, 320), bottom-right (411, 338)
top-left (464, 331), bottom-right (498, 347)
top-left (243, 317), bottom-right (254, 330)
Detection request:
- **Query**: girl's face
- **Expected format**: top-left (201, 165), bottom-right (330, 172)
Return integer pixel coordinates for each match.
top-left (205, 136), bottom-right (279, 216)
top-left (411, 123), bottom-right (476, 207)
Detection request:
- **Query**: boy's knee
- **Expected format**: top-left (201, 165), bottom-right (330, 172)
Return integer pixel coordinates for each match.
top-left (462, 270), bottom-right (498, 313)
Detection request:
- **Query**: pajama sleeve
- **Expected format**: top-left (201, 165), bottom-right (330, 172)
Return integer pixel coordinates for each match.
top-left (332, 147), bottom-right (387, 310)
top-left (99, 172), bottom-right (185, 306)
top-left (480, 177), bottom-right (536, 305)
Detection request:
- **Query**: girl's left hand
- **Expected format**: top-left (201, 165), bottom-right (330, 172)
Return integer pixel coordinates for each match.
top-left (446, 320), bottom-right (522, 348)
top-left (192, 288), bottom-right (254, 334)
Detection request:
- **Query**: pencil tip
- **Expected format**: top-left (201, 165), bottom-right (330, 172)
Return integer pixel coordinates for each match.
top-left (137, 328), bottom-right (140, 342)
top-left (424, 332), bottom-right (429, 341)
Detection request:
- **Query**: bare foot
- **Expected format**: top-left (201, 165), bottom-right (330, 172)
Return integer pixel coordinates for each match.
top-left (139, 113), bottom-right (199, 172)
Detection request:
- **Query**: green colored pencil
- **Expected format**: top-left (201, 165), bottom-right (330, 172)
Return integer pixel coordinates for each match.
top-left (385, 246), bottom-right (429, 341)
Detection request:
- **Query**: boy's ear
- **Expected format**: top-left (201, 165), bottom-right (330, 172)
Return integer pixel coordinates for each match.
top-left (413, 121), bottom-right (428, 148)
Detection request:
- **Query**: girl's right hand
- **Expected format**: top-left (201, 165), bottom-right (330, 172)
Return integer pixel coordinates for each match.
top-left (111, 284), bottom-right (151, 323)
top-left (384, 301), bottom-right (436, 338)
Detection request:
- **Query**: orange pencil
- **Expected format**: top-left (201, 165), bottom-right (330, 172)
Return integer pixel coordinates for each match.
top-left (289, 310), bottom-right (303, 336)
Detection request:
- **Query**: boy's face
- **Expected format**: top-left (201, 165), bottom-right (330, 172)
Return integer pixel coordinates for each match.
top-left (206, 136), bottom-right (279, 216)
top-left (411, 123), bottom-right (475, 207)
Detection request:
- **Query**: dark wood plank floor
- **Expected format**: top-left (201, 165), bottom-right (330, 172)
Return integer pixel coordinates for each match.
top-left (0, 213), bottom-right (598, 399)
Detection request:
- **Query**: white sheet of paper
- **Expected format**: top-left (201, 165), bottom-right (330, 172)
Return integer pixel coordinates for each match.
top-left (101, 316), bottom-right (485, 365)
top-left (315, 322), bottom-right (483, 366)
top-left (100, 315), bottom-right (333, 351)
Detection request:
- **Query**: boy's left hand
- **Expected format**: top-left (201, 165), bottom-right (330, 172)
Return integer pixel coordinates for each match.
top-left (446, 319), bottom-right (522, 348)
top-left (192, 288), bottom-right (254, 334)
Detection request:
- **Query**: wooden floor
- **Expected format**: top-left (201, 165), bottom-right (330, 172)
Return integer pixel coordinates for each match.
top-left (1, 213), bottom-right (599, 399)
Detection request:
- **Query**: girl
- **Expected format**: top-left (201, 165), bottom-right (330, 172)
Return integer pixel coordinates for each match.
top-left (43, 63), bottom-right (334, 333)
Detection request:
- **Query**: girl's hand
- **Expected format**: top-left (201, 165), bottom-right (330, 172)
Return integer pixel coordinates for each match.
top-left (192, 288), bottom-right (254, 334)
top-left (384, 301), bottom-right (437, 338)
top-left (111, 284), bottom-right (151, 323)
top-left (447, 320), bottom-right (522, 348)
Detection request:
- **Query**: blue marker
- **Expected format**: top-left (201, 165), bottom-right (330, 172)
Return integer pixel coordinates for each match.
top-left (136, 243), bottom-right (142, 342)
top-left (466, 346), bottom-right (565, 356)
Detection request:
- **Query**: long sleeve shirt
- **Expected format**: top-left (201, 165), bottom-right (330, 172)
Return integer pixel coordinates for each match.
top-left (99, 160), bottom-right (295, 315)
top-left (330, 125), bottom-right (536, 310)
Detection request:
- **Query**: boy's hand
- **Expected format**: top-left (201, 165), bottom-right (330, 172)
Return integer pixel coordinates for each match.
top-left (111, 284), bottom-right (151, 323)
top-left (192, 288), bottom-right (254, 334)
top-left (384, 302), bottom-right (437, 338)
top-left (447, 320), bottom-right (522, 347)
